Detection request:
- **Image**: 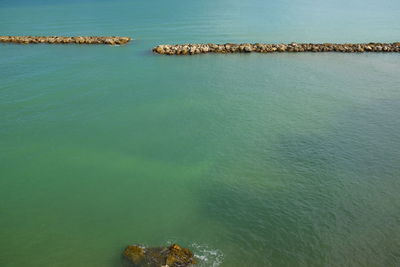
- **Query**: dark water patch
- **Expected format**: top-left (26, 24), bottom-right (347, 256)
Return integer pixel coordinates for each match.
top-left (198, 100), bottom-right (400, 266)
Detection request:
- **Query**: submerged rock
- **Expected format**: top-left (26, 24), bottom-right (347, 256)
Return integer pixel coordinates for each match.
top-left (124, 245), bottom-right (146, 265)
top-left (123, 244), bottom-right (196, 267)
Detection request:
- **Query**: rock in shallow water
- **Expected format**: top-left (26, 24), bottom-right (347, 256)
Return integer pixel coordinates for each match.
top-left (124, 245), bottom-right (146, 264)
top-left (123, 244), bottom-right (196, 267)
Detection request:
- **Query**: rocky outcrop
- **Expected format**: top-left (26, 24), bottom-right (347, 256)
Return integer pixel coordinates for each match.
top-left (123, 244), bottom-right (196, 267)
top-left (153, 42), bottom-right (400, 55)
top-left (0, 36), bottom-right (131, 45)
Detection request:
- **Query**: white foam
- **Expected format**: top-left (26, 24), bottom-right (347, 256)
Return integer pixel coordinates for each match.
top-left (191, 243), bottom-right (224, 267)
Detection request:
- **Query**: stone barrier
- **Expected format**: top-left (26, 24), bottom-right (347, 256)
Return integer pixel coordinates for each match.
top-left (153, 42), bottom-right (400, 55)
top-left (0, 36), bottom-right (131, 45)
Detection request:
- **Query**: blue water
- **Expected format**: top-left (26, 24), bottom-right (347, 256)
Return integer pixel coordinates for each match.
top-left (1, 0), bottom-right (400, 266)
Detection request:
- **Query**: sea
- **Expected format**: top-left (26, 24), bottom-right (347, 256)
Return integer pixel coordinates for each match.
top-left (1, 0), bottom-right (400, 266)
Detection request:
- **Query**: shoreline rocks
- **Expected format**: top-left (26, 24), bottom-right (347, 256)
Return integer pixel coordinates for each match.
top-left (123, 244), bottom-right (196, 267)
top-left (153, 42), bottom-right (400, 55)
top-left (0, 36), bottom-right (131, 45)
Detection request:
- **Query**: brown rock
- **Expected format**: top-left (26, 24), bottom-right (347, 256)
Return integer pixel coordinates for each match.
top-left (155, 46), bottom-right (164, 54)
top-left (123, 243), bottom-right (196, 267)
top-left (165, 244), bottom-right (196, 267)
top-left (244, 45), bottom-right (252, 52)
top-left (123, 245), bottom-right (145, 265)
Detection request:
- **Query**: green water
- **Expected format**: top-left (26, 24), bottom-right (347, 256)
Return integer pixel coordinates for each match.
top-left (1, 0), bottom-right (400, 266)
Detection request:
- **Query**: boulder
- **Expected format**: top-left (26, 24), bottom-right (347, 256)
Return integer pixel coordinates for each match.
top-left (123, 244), bottom-right (196, 267)
top-left (124, 246), bottom-right (146, 265)
top-left (166, 244), bottom-right (195, 267)
top-left (155, 46), bottom-right (164, 54)
top-left (244, 45), bottom-right (252, 52)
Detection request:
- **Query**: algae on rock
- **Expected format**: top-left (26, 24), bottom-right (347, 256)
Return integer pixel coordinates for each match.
top-left (123, 244), bottom-right (196, 267)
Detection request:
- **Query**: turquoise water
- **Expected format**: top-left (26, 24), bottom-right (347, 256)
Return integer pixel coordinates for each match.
top-left (1, 0), bottom-right (400, 266)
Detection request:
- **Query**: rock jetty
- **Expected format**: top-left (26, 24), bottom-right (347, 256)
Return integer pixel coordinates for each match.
top-left (0, 36), bottom-right (131, 45)
top-left (123, 243), bottom-right (196, 267)
top-left (153, 42), bottom-right (400, 55)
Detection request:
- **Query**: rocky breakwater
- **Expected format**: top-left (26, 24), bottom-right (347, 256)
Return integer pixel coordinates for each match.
top-left (153, 42), bottom-right (400, 55)
top-left (123, 243), bottom-right (196, 267)
top-left (0, 36), bottom-right (131, 45)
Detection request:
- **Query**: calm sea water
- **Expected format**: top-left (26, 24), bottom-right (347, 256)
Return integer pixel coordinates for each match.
top-left (1, 0), bottom-right (400, 266)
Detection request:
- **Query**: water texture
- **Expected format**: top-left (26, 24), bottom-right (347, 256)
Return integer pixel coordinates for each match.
top-left (1, 0), bottom-right (400, 266)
